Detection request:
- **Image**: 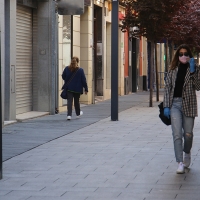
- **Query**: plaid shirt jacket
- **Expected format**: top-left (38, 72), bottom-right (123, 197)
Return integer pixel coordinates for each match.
top-left (163, 64), bottom-right (200, 117)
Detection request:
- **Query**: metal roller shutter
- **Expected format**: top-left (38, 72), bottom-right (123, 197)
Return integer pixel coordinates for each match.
top-left (16, 5), bottom-right (33, 114)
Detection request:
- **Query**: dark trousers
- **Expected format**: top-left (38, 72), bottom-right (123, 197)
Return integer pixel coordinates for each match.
top-left (67, 91), bottom-right (81, 116)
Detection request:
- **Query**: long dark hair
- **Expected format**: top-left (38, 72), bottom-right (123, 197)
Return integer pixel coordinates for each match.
top-left (68, 56), bottom-right (79, 72)
top-left (170, 44), bottom-right (193, 70)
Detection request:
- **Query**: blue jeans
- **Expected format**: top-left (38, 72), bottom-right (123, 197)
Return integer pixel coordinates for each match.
top-left (171, 98), bottom-right (194, 162)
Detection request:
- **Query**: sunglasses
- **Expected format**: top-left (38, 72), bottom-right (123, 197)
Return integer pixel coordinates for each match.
top-left (179, 52), bottom-right (189, 57)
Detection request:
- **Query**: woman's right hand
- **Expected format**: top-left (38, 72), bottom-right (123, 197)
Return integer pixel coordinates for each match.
top-left (189, 58), bottom-right (195, 73)
top-left (164, 107), bottom-right (170, 119)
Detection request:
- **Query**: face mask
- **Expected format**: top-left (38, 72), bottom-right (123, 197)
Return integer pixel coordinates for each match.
top-left (179, 55), bottom-right (189, 64)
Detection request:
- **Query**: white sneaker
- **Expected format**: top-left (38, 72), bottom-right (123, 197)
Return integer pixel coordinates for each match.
top-left (184, 152), bottom-right (191, 168)
top-left (176, 162), bottom-right (185, 174)
top-left (67, 116), bottom-right (71, 120)
top-left (77, 111), bottom-right (83, 118)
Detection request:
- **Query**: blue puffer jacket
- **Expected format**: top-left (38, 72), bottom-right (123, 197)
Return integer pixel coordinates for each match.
top-left (62, 66), bottom-right (88, 94)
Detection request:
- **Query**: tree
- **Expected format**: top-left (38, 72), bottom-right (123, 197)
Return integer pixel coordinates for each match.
top-left (121, 0), bottom-right (182, 41)
top-left (165, 0), bottom-right (200, 52)
top-left (121, 0), bottom-right (182, 106)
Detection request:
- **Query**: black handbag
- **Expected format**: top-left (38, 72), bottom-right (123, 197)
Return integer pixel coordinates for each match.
top-left (158, 102), bottom-right (171, 126)
top-left (60, 89), bottom-right (68, 99)
top-left (60, 68), bottom-right (79, 100)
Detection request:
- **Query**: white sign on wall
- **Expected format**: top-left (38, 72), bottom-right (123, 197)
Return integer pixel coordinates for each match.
top-left (97, 43), bottom-right (102, 56)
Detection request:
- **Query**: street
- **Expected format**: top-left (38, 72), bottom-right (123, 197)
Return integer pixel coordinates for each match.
top-left (1, 91), bottom-right (200, 200)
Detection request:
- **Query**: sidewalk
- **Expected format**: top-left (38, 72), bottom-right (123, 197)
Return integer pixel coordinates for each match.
top-left (2, 91), bottom-right (153, 161)
top-left (1, 91), bottom-right (200, 200)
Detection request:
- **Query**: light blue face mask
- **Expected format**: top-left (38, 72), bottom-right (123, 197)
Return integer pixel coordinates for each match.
top-left (179, 55), bottom-right (189, 64)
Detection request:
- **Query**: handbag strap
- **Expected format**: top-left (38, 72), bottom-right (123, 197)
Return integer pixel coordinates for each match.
top-left (66, 68), bottom-right (79, 87)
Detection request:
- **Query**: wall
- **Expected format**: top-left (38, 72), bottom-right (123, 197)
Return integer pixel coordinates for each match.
top-left (124, 32), bottom-right (128, 77)
top-left (0, 0), bottom-right (4, 123)
top-left (58, 2), bottom-right (126, 105)
top-left (3, 1), bottom-right (58, 120)
top-left (73, 16), bottom-right (81, 59)
top-left (80, 6), bottom-right (93, 104)
top-left (106, 22), bottom-right (111, 90)
top-left (58, 15), bottom-right (73, 112)
top-left (118, 28), bottom-right (124, 96)
top-left (104, 3), bottom-right (125, 99)
top-left (58, 15), bottom-right (65, 112)
top-left (103, 1), bottom-right (112, 100)
top-left (58, 6), bottom-right (93, 109)
top-left (33, 1), bottom-right (56, 114)
top-left (143, 37), bottom-right (148, 76)
top-left (4, 0), bottom-right (16, 120)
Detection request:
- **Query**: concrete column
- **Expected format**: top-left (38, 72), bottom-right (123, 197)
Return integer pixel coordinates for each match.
top-left (80, 6), bottom-right (93, 104)
top-left (4, 0), bottom-right (16, 120)
top-left (33, 1), bottom-right (57, 114)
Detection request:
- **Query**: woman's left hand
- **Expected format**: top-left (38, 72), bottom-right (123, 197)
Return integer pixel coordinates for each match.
top-left (189, 58), bottom-right (195, 73)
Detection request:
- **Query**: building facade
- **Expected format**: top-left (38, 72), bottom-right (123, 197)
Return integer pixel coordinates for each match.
top-left (2, 0), bottom-right (149, 123)
top-left (3, 0), bottom-right (58, 123)
top-left (58, 0), bottom-right (128, 112)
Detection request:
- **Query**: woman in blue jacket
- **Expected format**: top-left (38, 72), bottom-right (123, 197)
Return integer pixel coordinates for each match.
top-left (62, 57), bottom-right (88, 120)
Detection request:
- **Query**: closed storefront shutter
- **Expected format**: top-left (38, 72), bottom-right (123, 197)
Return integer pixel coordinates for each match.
top-left (16, 5), bottom-right (33, 114)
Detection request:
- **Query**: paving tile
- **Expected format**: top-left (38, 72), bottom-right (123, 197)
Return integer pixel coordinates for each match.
top-left (117, 191), bottom-right (147, 200)
top-left (60, 191), bottom-right (92, 199)
top-left (176, 193), bottom-right (200, 200)
top-left (24, 197), bottom-right (68, 200)
top-left (4, 190), bottom-right (64, 197)
top-left (0, 190), bottom-right (11, 195)
top-left (145, 198), bottom-right (176, 200)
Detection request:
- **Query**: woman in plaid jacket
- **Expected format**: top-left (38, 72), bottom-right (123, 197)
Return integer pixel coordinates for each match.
top-left (163, 44), bottom-right (200, 174)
